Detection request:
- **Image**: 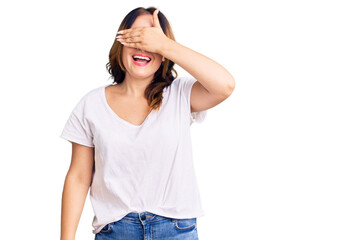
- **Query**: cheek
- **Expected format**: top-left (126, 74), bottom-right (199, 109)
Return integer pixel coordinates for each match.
top-left (152, 59), bottom-right (162, 70)
top-left (154, 54), bottom-right (163, 62)
top-left (152, 54), bottom-right (163, 66)
top-left (122, 46), bottom-right (133, 59)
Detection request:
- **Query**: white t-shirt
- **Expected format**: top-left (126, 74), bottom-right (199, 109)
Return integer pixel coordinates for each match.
top-left (60, 76), bottom-right (207, 234)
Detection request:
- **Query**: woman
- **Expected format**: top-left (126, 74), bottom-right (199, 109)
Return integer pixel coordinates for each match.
top-left (60, 6), bottom-right (235, 240)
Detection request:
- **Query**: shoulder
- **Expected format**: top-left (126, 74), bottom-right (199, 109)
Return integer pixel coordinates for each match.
top-left (84, 84), bottom-right (105, 99)
top-left (80, 84), bottom-right (107, 102)
top-left (171, 76), bottom-right (197, 90)
top-left (172, 76), bottom-right (197, 96)
top-left (71, 84), bottom-right (107, 113)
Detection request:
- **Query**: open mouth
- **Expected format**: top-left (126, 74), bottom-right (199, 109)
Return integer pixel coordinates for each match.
top-left (132, 54), bottom-right (151, 66)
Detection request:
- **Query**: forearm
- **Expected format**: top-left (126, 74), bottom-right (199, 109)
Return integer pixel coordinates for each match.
top-left (61, 174), bottom-right (90, 240)
top-left (161, 38), bottom-right (235, 96)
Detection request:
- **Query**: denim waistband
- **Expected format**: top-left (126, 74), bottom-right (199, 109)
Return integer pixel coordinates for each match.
top-left (122, 211), bottom-right (166, 222)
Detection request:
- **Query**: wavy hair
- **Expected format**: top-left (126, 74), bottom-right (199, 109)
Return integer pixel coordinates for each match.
top-left (106, 7), bottom-right (177, 112)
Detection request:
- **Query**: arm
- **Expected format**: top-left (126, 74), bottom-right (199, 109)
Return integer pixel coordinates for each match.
top-left (161, 39), bottom-right (235, 112)
top-left (61, 143), bottom-right (94, 240)
top-left (161, 39), bottom-right (235, 97)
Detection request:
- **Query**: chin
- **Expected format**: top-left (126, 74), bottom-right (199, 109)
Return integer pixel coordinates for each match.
top-left (128, 70), bottom-right (156, 80)
top-left (125, 65), bottom-right (161, 80)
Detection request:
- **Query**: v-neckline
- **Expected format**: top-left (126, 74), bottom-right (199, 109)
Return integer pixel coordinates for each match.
top-left (101, 84), bottom-right (156, 128)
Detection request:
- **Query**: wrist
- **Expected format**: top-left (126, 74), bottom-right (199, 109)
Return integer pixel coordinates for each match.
top-left (159, 37), bottom-right (174, 57)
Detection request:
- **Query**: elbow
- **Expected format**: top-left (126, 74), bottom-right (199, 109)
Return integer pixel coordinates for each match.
top-left (223, 76), bottom-right (236, 97)
top-left (66, 170), bottom-right (92, 188)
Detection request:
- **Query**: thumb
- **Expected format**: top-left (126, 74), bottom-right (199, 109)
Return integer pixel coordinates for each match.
top-left (153, 9), bottom-right (162, 29)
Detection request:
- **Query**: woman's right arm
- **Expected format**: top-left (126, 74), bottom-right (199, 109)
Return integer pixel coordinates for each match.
top-left (61, 143), bottom-right (95, 240)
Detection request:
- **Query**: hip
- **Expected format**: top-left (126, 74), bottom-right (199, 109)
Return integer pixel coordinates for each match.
top-left (95, 211), bottom-right (199, 240)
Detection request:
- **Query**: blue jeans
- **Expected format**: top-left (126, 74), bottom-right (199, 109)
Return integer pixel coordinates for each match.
top-left (94, 211), bottom-right (199, 240)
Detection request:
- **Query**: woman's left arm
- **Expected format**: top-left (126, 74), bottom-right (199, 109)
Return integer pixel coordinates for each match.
top-left (162, 38), bottom-right (235, 97)
top-left (161, 38), bottom-right (235, 112)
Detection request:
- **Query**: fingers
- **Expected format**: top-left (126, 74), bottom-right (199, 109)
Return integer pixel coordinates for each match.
top-left (153, 9), bottom-right (162, 29)
top-left (117, 36), bottom-right (142, 43)
top-left (117, 28), bottom-right (142, 38)
top-left (116, 31), bottom-right (142, 49)
top-left (117, 27), bottom-right (143, 44)
top-left (120, 42), bottom-right (138, 48)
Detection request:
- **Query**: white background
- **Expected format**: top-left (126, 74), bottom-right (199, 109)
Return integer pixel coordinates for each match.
top-left (0, 0), bottom-right (354, 239)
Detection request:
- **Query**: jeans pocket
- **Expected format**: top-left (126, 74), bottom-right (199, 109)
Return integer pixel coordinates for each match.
top-left (173, 218), bottom-right (197, 231)
top-left (99, 223), bottom-right (112, 234)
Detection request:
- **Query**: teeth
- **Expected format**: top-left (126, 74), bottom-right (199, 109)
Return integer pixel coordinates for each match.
top-left (133, 55), bottom-right (151, 61)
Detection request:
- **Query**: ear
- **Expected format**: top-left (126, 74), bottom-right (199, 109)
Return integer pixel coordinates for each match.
top-left (162, 56), bottom-right (165, 62)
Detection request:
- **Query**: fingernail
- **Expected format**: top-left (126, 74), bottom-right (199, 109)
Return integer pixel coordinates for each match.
top-left (117, 30), bottom-right (123, 34)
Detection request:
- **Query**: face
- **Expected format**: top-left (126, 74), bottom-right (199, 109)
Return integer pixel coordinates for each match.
top-left (121, 14), bottom-right (163, 80)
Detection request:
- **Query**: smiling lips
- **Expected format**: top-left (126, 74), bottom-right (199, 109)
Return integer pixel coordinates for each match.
top-left (132, 54), bottom-right (151, 66)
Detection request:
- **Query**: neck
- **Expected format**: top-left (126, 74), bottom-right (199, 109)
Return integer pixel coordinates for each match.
top-left (120, 74), bottom-right (154, 98)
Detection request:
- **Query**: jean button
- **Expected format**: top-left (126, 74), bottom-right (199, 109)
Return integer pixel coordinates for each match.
top-left (141, 215), bottom-right (146, 220)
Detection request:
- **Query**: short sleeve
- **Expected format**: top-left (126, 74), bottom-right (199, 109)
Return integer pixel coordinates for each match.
top-left (60, 97), bottom-right (94, 147)
top-left (180, 76), bottom-right (208, 125)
